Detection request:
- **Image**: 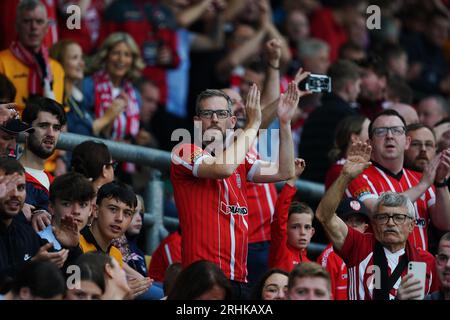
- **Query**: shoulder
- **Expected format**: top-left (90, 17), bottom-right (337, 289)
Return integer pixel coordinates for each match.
top-left (49, 58), bottom-right (64, 73)
top-left (0, 49), bottom-right (14, 60)
top-left (171, 143), bottom-right (205, 165)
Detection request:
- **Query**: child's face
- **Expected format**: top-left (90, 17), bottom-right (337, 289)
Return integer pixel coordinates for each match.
top-left (51, 199), bottom-right (92, 231)
top-left (95, 197), bottom-right (135, 241)
top-left (287, 213), bottom-right (315, 250)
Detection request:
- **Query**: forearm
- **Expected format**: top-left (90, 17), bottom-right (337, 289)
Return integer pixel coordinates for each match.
top-left (261, 60), bottom-right (280, 108)
top-left (222, 0), bottom-right (247, 22)
top-left (276, 122), bottom-right (295, 180)
top-left (402, 181), bottom-right (430, 203)
top-left (431, 187), bottom-right (450, 230)
top-left (260, 98), bottom-right (279, 129)
top-left (317, 174), bottom-right (350, 224)
top-left (225, 29), bottom-right (266, 69)
top-left (92, 115), bottom-right (114, 136)
top-left (265, 24), bottom-right (291, 66)
top-left (176, 0), bottom-right (211, 28)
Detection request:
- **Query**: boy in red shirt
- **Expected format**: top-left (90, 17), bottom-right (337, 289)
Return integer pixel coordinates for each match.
top-left (269, 158), bottom-right (315, 272)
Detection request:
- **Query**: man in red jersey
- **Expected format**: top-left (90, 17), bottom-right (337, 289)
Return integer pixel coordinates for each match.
top-left (317, 142), bottom-right (440, 300)
top-left (346, 109), bottom-right (450, 251)
top-left (171, 81), bottom-right (301, 299)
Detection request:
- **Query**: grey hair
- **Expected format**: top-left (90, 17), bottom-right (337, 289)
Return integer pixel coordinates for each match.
top-left (195, 89), bottom-right (233, 115)
top-left (297, 38), bottom-right (329, 59)
top-left (16, 0), bottom-right (47, 23)
top-left (428, 95), bottom-right (450, 117)
top-left (374, 192), bottom-right (416, 219)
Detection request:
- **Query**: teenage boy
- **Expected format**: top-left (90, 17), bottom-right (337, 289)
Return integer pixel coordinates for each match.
top-left (268, 158), bottom-right (314, 272)
top-left (79, 181), bottom-right (152, 298)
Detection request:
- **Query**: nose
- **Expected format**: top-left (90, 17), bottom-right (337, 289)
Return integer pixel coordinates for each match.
top-left (385, 128), bottom-right (394, 138)
top-left (277, 290), bottom-right (286, 300)
top-left (211, 112), bottom-right (219, 122)
top-left (115, 211), bottom-right (124, 222)
top-left (71, 203), bottom-right (81, 217)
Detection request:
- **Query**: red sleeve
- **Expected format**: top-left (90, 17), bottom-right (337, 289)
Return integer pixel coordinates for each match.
top-left (337, 227), bottom-right (372, 267)
top-left (148, 241), bottom-right (169, 282)
top-left (268, 183), bottom-right (297, 269)
top-left (347, 171), bottom-right (378, 202)
top-left (171, 143), bottom-right (206, 178)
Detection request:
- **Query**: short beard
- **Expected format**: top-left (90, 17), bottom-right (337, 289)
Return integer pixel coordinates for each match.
top-left (27, 134), bottom-right (54, 159)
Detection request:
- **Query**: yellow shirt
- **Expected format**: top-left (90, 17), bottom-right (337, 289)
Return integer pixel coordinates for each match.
top-left (0, 48), bottom-right (64, 112)
top-left (79, 231), bottom-right (124, 268)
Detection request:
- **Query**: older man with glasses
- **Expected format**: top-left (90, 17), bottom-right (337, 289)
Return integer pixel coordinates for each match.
top-left (316, 142), bottom-right (440, 300)
top-left (346, 109), bottom-right (450, 252)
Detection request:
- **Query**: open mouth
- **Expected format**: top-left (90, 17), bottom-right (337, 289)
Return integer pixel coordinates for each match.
top-left (110, 225), bottom-right (122, 234)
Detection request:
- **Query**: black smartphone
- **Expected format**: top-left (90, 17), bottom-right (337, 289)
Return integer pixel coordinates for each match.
top-left (299, 74), bottom-right (332, 93)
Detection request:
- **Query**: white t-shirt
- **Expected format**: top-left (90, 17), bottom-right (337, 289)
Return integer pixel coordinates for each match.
top-left (25, 167), bottom-right (50, 191)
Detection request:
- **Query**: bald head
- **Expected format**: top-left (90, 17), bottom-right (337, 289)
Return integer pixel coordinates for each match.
top-left (389, 103), bottom-right (419, 126)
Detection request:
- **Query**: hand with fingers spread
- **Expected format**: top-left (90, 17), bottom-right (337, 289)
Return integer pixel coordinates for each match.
top-left (397, 273), bottom-right (424, 300)
top-left (0, 103), bottom-right (19, 124)
top-left (32, 242), bottom-right (69, 268)
top-left (0, 173), bottom-right (21, 199)
top-left (245, 83), bottom-right (262, 128)
top-left (421, 154), bottom-right (441, 187)
top-left (342, 142), bottom-right (372, 180)
top-left (277, 82), bottom-right (301, 124)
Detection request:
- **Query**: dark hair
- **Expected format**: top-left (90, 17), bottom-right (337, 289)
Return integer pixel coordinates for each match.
top-left (380, 43), bottom-right (406, 63)
top-left (440, 232), bottom-right (450, 243)
top-left (329, 115), bottom-right (368, 161)
top-left (327, 60), bottom-right (361, 92)
top-left (357, 54), bottom-right (388, 78)
top-left (163, 263), bottom-right (182, 296)
top-left (251, 268), bottom-right (289, 300)
top-left (73, 253), bottom-right (110, 294)
top-left (385, 76), bottom-right (413, 105)
top-left (0, 74), bottom-right (16, 103)
top-left (11, 261), bottom-right (66, 299)
top-left (406, 123), bottom-right (436, 140)
top-left (49, 172), bottom-right (95, 204)
top-left (96, 181), bottom-right (137, 209)
top-left (71, 141), bottom-right (112, 181)
top-left (288, 201), bottom-right (314, 220)
top-left (368, 109), bottom-right (407, 139)
top-left (0, 158), bottom-right (25, 175)
top-left (338, 42), bottom-right (365, 61)
top-left (195, 89), bottom-right (233, 115)
top-left (288, 262), bottom-right (331, 292)
top-left (22, 95), bottom-right (67, 126)
top-left (167, 260), bottom-right (232, 300)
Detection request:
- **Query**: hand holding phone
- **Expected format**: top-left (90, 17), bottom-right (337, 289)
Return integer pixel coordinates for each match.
top-left (298, 74), bottom-right (331, 93)
top-left (407, 261), bottom-right (426, 300)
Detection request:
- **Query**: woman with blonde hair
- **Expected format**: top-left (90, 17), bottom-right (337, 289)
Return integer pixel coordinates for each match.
top-left (81, 32), bottom-right (145, 140)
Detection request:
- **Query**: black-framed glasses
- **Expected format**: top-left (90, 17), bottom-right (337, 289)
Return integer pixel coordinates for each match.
top-left (372, 126), bottom-right (406, 137)
top-left (436, 253), bottom-right (450, 266)
top-left (106, 160), bottom-right (118, 170)
top-left (198, 109), bottom-right (231, 119)
top-left (372, 213), bottom-right (412, 225)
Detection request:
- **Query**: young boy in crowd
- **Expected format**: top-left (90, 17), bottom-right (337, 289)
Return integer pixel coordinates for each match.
top-left (268, 158), bottom-right (315, 272)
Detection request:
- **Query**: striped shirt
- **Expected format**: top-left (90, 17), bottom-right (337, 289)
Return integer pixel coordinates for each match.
top-left (170, 143), bottom-right (259, 282)
top-left (346, 162), bottom-right (435, 251)
top-left (338, 227), bottom-right (439, 300)
top-left (148, 231), bottom-right (182, 282)
top-left (317, 244), bottom-right (348, 300)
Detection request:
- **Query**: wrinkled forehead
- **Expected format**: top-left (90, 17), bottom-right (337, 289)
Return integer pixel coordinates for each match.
top-left (18, 5), bottom-right (48, 21)
top-left (34, 111), bottom-right (61, 125)
top-left (199, 96), bottom-right (229, 111)
top-left (376, 204), bottom-right (408, 215)
top-left (407, 127), bottom-right (435, 142)
top-left (438, 240), bottom-right (450, 253)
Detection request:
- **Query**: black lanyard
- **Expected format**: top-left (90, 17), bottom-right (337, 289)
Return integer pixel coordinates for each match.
top-left (372, 241), bottom-right (408, 300)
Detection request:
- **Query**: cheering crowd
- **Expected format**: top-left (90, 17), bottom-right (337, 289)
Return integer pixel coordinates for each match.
top-left (0, 0), bottom-right (450, 300)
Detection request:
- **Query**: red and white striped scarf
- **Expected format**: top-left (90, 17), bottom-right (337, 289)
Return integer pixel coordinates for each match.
top-left (93, 70), bottom-right (140, 140)
top-left (9, 41), bottom-right (53, 97)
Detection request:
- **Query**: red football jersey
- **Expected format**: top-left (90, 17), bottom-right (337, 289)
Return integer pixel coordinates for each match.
top-left (268, 184), bottom-right (310, 272)
top-left (170, 143), bottom-right (259, 282)
top-left (246, 145), bottom-right (278, 244)
top-left (148, 231), bottom-right (182, 282)
top-left (317, 244), bottom-right (348, 300)
top-left (347, 163), bottom-right (435, 251)
top-left (338, 227), bottom-right (439, 300)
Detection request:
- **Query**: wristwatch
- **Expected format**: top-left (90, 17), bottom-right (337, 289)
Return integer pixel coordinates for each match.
top-left (434, 179), bottom-right (448, 188)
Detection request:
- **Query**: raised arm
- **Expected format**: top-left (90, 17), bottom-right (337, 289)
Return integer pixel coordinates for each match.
top-left (261, 38), bottom-right (281, 109)
top-left (316, 142), bottom-right (372, 251)
top-left (429, 149), bottom-right (450, 230)
top-left (196, 84), bottom-right (262, 179)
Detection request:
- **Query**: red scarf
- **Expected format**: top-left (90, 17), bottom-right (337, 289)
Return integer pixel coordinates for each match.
top-left (9, 41), bottom-right (53, 97)
top-left (93, 70), bottom-right (140, 140)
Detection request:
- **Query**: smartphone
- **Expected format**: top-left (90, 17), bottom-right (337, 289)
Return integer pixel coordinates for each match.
top-left (301, 74), bottom-right (332, 93)
top-left (407, 261), bottom-right (426, 300)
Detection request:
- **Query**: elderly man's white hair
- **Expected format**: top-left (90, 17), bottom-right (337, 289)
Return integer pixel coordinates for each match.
top-left (374, 191), bottom-right (416, 219)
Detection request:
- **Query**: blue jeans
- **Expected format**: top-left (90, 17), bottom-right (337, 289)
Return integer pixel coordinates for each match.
top-left (247, 241), bottom-right (270, 287)
top-left (136, 281), bottom-right (165, 300)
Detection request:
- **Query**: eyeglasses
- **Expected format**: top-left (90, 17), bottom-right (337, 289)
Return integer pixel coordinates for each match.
top-left (372, 126), bottom-right (406, 137)
top-left (436, 253), bottom-right (450, 266)
top-left (409, 141), bottom-right (435, 150)
top-left (197, 109), bottom-right (230, 119)
top-left (106, 160), bottom-right (118, 170)
top-left (372, 213), bottom-right (412, 225)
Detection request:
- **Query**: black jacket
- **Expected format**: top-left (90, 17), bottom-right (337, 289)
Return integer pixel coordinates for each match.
top-left (298, 92), bottom-right (357, 183)
top-left (0, 217), bottom-right (46, 283)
